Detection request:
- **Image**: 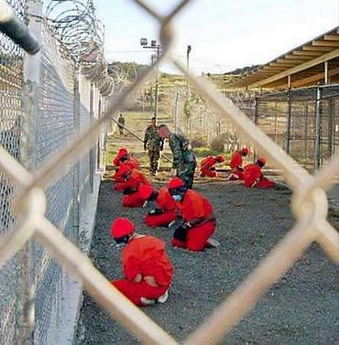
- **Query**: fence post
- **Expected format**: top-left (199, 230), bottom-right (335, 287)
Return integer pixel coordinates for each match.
top-left (315, 87), bottom-right (323, 169)
top-left (328, 96), bottom-right (334, 157)
top-left (285, 89), bottom-right (292, 154)
top-left (21, 0), bottom-right (43, 343)
top-left (253, 96), bottom-right (259, 161)
top-left (72, 67), bottom-right (80, 243)
top-left (253, 96), bottom-right (258, 125)
top-left (97, 97), bottom-right (102, 170)
top-left (89, 82), bottom-right (95, 193)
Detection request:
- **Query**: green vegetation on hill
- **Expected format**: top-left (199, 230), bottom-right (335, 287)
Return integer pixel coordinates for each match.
top-left (107, 62), bottom-right (148, 82)
top-left (227, 64), bottom-right (259, 75)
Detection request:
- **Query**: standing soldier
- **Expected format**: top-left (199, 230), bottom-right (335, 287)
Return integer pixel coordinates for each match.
top-left (157, 124), bottom-right (197, 189)
top-left (143, 117), bottom-right (163, 176)
top-left (117, 113), bottom-right (125, 136)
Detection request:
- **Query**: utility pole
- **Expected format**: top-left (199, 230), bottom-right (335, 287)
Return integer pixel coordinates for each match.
top-left (140, 38), bottom-right (161, 121)
top-left (154, 44), bottom-right (160, 120)
top-left (186, 45), bottom-right (192, 137)
top-left (187, 45), bottom-right (191, 93)
top-left (174, 93), bottom-right (179, 133)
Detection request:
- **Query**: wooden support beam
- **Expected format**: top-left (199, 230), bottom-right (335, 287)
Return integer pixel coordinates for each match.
top-left (291, 67), bottom-right (339, 88)
top-left (248, 48), bottom-right (339, 88)
top-left (270, 61), bottom-right (295, 66)
top-left (303, 45), bottom-right (333, 51)
top-left (324, 34), bottom-right (339, 41)
top-left (293, 50), bottom-right (322, 56)
top-left (312, 40), bottom-right (339, 47)
top-left (284, 54), bottom-right (311, 60)
top-left (276, 60), bottom-right (299, 65)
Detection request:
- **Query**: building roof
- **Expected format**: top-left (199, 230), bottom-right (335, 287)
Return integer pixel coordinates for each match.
top-left (229, 26), bottom-right (339, 90)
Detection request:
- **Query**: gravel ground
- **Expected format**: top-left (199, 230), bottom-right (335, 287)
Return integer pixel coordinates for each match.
top-left (75, 176), bottom-right (339, 345)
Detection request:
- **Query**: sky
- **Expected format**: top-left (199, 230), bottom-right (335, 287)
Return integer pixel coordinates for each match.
top-left (95, 0), bottom-right (339, 75)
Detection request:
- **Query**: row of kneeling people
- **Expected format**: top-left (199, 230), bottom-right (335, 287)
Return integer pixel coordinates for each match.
top-left (109, 146), bottom-right (275, 307)
top-left (200, 147), bottom-right (276, 189)
top-left (111, 152), bottom-right (218, 306)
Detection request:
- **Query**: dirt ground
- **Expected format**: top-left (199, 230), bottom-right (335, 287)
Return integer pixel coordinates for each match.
top-left (75, 167), bottom-right (339, 344)
top-left (75, 112), bottom-right (339, 344)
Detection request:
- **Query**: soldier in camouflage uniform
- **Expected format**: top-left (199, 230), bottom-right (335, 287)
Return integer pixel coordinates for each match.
top-left (118, 113), bottom-right (125, 135)
top-left (157, 124), bottom-right (196, 189)
top-left (143, 117), bottom-right (164, 176)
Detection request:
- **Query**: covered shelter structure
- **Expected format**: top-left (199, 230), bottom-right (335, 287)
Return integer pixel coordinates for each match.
top-left (226, 26), bottom-right (339, 174)
top-left (230, 26), bottom-right (339, 90)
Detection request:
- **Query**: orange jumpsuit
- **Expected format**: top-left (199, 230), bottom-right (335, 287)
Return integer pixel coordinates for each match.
top-left (114, 169), bottom-right (152, 207)
top-left (113, 160), bottom-right (139, 182)
top-left (113, 153), bottom-right (140, 169)
top-left (243, 163), bottom-right (276, 188)
top-left (172, 190), bottom-right (216, 251)
top-left (229, 150), bottom-right (244, 180)
top-left (145, 187), bottom-right (178, 227)
top-left (112, 235), bottom-right (174, 306)
top-left (200, 156), bottom-right (218, 177)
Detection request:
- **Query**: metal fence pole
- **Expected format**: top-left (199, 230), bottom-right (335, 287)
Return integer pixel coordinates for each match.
top-left (73, 67), bottom-right (80, 243)
top-left (304, 101), bottom-right (309, 165)
top-left (21, 0), bottom-right (42, 343)
top-left (328, 96), bottom-right (334, 157)
top-left (97, 97), bottom-right (102, 170)
top-left (89, 82), bottom-right (94, 193)
top-left (315, 87), bottom-right (323, 169)
top-left (285, 89), bottom-right (292, 154)
top-left (253, 96), bottom-right (259, 160)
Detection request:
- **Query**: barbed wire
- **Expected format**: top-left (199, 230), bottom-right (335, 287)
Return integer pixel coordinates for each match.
top-left (44, 0), bottom-right (114, 96)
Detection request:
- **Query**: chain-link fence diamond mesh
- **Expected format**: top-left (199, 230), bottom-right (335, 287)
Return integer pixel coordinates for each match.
top-left (0, 0), bottom-right (338, 344)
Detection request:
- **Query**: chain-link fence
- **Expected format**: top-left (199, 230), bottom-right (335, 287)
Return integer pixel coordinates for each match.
top-left (168, 87), bottom-right (242, 152)
top-left (0, 0), bottom-right (107, 344)
top-left (0, 0), bottom-right (338, 344)
top-left (248, 86), bottom-right (339, 172)
top-left (0, 1), bottom-right (26, 344)
top-left (227, 86), bottom-right (339, 207)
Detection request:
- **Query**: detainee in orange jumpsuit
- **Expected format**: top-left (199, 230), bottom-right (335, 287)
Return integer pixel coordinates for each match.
top-left (243, 157), bottom-right (276, 188)
top-left (113, 148), bottom-right (140, 183)
top-left (200, 155), bottom-right (225, 177)
top-left (138, 185), bottom-right (178, 228)
top-left (228, 147), bottom-right (249, 180)
top-left (111, 218), bottom-right (174, 306)
top-left (114, 165), bottom-right (152, 207)
top-left (113, 148), bottom-right (140, 169)
top-left (167, 177), bottom-right (217, 251)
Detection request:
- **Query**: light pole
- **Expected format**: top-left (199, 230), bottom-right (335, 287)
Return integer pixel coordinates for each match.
top-left (140, 38), bottom-right (160, 121)
top-left (187, 45), bottom-right (191, 92)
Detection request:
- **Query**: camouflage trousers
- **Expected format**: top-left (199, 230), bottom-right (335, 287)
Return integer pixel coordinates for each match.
top-left (148, 149), bottom-right (161, 174)
top-left (177, 161), bottom-right (196, 189)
